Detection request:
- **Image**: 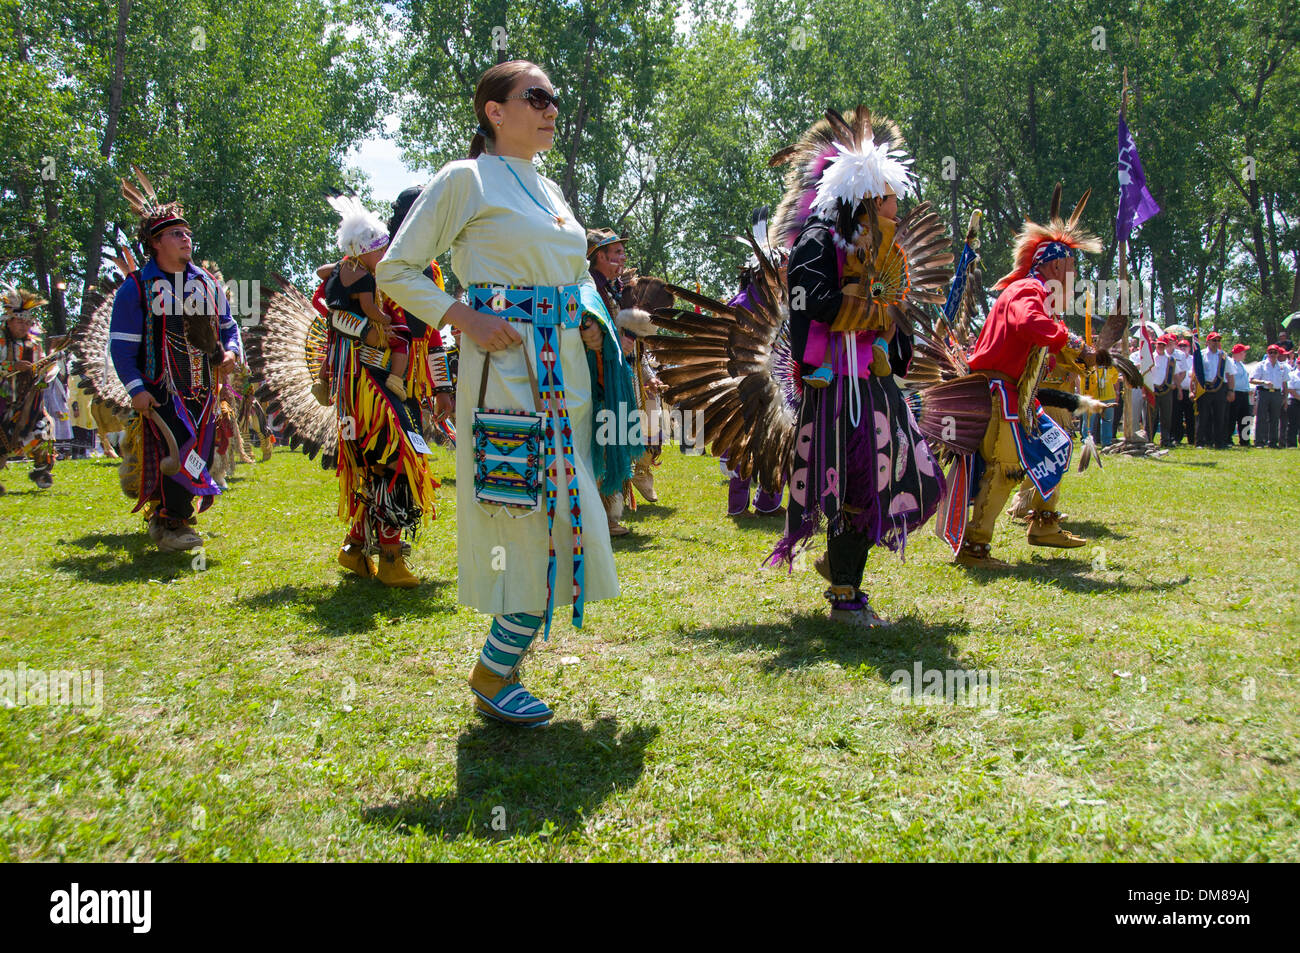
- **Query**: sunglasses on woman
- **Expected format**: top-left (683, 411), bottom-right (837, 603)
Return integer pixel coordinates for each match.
top-left (505, 87), bottom-right (560, 110)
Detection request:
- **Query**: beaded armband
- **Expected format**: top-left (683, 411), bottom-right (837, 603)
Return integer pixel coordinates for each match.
top-left (330, 310), bottom-right (369, 341)
top-left (429, 345), bottom-right (455, 394)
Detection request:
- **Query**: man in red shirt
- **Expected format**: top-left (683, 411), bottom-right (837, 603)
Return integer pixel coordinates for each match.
top-left (956, 190), bottom-right (1104, 568)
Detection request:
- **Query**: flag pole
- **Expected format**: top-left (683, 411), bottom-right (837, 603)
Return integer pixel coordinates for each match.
top-left (1118, 70), bottom-right (1138, 445)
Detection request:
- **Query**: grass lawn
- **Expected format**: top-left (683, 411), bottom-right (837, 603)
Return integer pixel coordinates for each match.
top-left (1, 440), bottom-right (1297, 861)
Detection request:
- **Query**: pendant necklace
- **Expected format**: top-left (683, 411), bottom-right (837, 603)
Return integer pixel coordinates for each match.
top-left (499, 156), bottom-right (566, 226)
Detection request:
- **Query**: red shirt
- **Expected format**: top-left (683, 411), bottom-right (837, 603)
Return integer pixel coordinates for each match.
top-left (967, 276), bottom-right (1069, 379)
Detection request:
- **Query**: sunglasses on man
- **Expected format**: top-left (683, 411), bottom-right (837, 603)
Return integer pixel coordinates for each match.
top-left (505, 87), bottom-right (560, 111)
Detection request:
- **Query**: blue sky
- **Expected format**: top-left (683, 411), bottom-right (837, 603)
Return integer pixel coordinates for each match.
top-left (348, 116), bottom-right (425, 203)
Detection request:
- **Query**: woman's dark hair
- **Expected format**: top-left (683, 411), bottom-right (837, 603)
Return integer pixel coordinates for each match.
top-left (388, 186), bottom-right (424, 238)
top-left (469, 60), bottom-right (545, 159)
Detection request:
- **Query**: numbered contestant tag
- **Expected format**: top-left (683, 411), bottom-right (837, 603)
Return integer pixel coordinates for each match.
top-left (183, 449), bottom-right (206, 479)
top-left (407, 430), bottom-right (432, 455)
top-left (1041, 421), bottom-right (1069, 453)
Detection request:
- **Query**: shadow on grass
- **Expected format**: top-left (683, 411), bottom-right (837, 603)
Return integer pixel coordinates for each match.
top-left (0, 481), bottom-right (47, 496)
top-left (727, 511), bottom-right (788, 529)
top-left (1059, 519), bottom-right (1128, 541)
top-left (239, 578), bottom-right (456, 635)
top-left (52, 531), bottom-right (210, 583)
top-left (608, 532), bottom-right (661, 553)
top-left (362, 716), bottom-right (657, 840)
top-left (675, 611), bottom-right (971, 680)
top-left (630, 502), bottom-right (677, 519)
top-left (956, 553), bottom-right (1187, 594)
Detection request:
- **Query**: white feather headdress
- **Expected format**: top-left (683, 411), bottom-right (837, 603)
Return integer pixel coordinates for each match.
top-left (769, 107), bottom-right (915, 249)
top-left (327, 195), bottom-right (389, 258)
top-left (811, 140), bottom-right (916, 217)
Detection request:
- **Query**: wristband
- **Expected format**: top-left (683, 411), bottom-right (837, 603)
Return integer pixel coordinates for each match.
top-left (429, 347), bottom-right (454, 394)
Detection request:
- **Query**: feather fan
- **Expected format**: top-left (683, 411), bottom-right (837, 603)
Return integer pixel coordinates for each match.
top-left (245, 275), bottom-right (338, 459)
top-left (646, 236), bottom-right (794, 492)
top-left (69, 279), bottom-right (134, 418)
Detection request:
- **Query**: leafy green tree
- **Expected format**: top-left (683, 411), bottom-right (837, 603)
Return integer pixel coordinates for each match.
top-left (1, 0), bottom-right (389, 332)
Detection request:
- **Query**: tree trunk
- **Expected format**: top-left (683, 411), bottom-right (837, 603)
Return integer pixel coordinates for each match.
top-left (558, 32), bottom-right (595, 211)
top-left (9, 8), bottom-right (68, 333)
top-left (1161, 271), bottom-right (1176, 328)
top-left (1214, 216), bottom-right (1228, 325)
top-left (40, 176), bottom-right (68, 334)
top-left (1196, 214), bottom-right (1226, 328)
top-left (1292, 254), bottom-right (1300, 311)
top-left (78, 0), bottom-right (131, 322)
top-left (1245, 149), bottom-right (1270, 299)
top-left (12, 176), bottom-right (50, 324)
top-left (1026, 77), bottom-right (1037, 163)
top-left (1265, 190), bottom-right (1284, 300)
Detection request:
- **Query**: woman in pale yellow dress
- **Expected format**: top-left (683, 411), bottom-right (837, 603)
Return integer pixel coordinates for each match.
top-left (379, 61), bottom-right (638, 727)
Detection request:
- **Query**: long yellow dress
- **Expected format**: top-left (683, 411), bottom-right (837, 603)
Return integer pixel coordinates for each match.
top-left (377, 155), bottom-right (619, 617)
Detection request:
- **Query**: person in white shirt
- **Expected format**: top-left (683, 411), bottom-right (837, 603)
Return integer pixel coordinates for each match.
top-left (1150, 336), bottom-right (1177, 447)
top-left (1285, 353), bottom-right (1300, 448)
top-left (1249, 344), bottom-right (1287, 448)
top-left (1171, 338), bottom-right (1195, 445)
top-left (1194, 331), bottom-right (1233, 448)
top-left (1227, 343), bottom-right (1253, 446)
top-left (1127, 338), bottom-right (1155, 440)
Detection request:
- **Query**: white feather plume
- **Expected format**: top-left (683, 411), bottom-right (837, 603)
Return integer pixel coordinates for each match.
top-left (615, 308), bottom-right (656, 338)
top-left (327, 195), bottom-right (389, 258)
top-left (812, 140), bottom-right (916, 216)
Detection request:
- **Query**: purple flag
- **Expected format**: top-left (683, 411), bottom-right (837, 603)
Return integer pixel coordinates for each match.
top-left (1116, 116), bottom-right (1160, 240)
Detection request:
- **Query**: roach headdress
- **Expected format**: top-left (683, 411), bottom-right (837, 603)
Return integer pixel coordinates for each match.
top-left (996, 183), bottom-right (1102, 289)
top-left (121, 166), bottom-right (189, 248)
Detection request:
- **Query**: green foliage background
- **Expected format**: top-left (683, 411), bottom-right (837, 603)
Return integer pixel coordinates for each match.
top-left (2, 0), bottom-right (1297, 339)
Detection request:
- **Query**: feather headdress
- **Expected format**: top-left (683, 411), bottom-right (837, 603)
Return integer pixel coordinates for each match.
top-left (813, 139), bottom-right (915, 216)
top-left (121, 166), bottom-right (188, 246)
top-left (769, 106), bottom-right (914, 250)
top-left (327, 195), bottom-right (389, 259)
top-left (2, 283), bottom-right (48, 317)
top-left (995, 183), bottom-right (1102, 289)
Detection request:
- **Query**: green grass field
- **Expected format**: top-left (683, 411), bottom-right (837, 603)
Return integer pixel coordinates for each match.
top-left (1, 441), bottom-right (1297, 861)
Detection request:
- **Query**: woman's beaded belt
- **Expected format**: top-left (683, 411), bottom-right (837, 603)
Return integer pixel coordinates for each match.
top-left (469, 283), bottom-right (589, 638)
top-left (469, 284), bottom-right (585, 329)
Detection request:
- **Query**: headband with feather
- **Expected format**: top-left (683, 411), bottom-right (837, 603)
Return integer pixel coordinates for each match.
top-left (121, 166), bottom-right (189, 244)
top-left (327, 195), bottom-right (389, 259)
top-left (769, 106), bottom-right (914, 251)
top-left (995, 183), bottom-right (1102, 289)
